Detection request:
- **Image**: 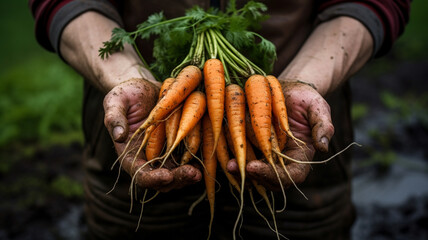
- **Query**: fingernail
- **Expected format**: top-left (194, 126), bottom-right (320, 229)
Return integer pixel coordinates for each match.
top-left (321, 136), bottom-right (329, 147)
top-left (113, 126), bottom-right (124, 141)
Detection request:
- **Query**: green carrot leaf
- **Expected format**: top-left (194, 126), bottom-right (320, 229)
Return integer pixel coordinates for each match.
top-left (242, 33), bottom-right (277, 74)
top-left (226, 0), bottom-right (237, 14)
top-left (239, 1), bottom-right (269, 29)
top-left (98, 28), bottom-right (133, 59)
top-left (185, 6), bottom-right (207, 22)
top-left (136, 12), bottom-right (169, 39)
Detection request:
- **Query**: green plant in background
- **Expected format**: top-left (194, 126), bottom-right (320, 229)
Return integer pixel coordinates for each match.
top-left (361, 150), bottom-right (397, 170)
top-left (356, 127), bottom-right (398, 170)
top-left (0, 57), bottom-right (83, 148)
top-left (394, 0), bottom-right (428, 60)
top-left (0, 1), bottom-right (83, 150)
top-left (355, 89), bottom-right (428, 169)
top-left (0, 173), bottom-right (84, 209)
top-left (51, 175), bottom-right (84, 198)
top-left (351, 103), bottom-right (369, 123)
top-left (381, 90), bottom-right (428, 127)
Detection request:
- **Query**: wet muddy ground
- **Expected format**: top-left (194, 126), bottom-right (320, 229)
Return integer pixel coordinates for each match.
top-left (350, 60), bottom-right (428, 239)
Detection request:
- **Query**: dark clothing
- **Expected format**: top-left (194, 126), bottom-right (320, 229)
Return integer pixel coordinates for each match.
top-left (29, 0), bottom-right (410, 239)
top-left (30, 0), bottom-right (411, 57)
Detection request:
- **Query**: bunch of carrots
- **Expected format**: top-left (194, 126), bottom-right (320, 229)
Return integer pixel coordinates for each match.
top-left (121, 63), bottom-right (305, 240)
top-left (99, 1), bottom-right (329, 239)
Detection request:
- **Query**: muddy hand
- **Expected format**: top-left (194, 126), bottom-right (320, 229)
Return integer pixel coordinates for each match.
top-left (103, 78), bottom-right (202, 192)
top-left (228, 81), bottom-right (334, 191)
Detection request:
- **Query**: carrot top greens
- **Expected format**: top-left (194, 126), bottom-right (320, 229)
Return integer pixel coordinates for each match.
top-left (98, 0), bottom-right (276, 86)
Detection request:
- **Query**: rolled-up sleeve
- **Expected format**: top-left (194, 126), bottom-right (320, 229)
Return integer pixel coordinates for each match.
top-left (317, 0), bottom-right (411, 58)
top-left (29, 0), bottom-right (123, 53)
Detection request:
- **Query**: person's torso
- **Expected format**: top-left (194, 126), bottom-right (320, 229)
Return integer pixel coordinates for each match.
top-left (117, 0), bottom-right (317, 75)
top-left (82, 2), bottom-right (356, 237)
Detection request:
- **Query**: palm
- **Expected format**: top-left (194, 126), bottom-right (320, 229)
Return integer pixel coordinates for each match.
top-left (230, 82), bottom-right (334, 191)
top-left (103, 78), bottom-right (202, 192)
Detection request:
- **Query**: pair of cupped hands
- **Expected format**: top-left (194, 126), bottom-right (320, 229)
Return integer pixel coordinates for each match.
top-left (103, 77), bottom-right (334, 193)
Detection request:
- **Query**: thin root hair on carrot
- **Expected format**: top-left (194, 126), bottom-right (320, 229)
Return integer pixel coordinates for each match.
top-left (107, 143), bottom-right (141, 195)
top-left (135, 189), bottom-right (148, 232)
top-left (228, 182), bottom-right (241, 207)
top-left (188, 190), bottom-right (207, 216)
top-left (128, 156), bottom-right (165, 212)
top-left (280, 159), bottom-right (308, 201)
top-left (200, 154), bottom-right (222, 193)
top-left (275, 115), bottom-right (308, 151)
top-left (111, 129), bottom-right (146, 171)
top-left (249, 188), bottom-right (286, 240)
top-left (182, 136), bottom-right (203, 165)
top-left (133, 189), bottom-right (160, 229)
top-left (271, 126), bottom-right (308, 203)
top-left (158, 91), bottom-right (207, 168)
top-left (273, 142), bottom-right (362, 165)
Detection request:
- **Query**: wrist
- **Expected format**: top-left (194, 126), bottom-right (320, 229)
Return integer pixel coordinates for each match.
top-left (278, 16), bottom-right (373, 96)
top-left (95, 44), bottom-right (155, 93)
top-left (59, 11), bottom-right (158, 93)
top-left (278, 78), bottom-right (318, 91)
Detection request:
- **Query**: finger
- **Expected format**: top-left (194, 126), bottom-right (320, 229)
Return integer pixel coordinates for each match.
top-left (103, 90), bottom-right (129, 143)
top-left (280, 146), bottom-right (312, 184)
top-left (130, 159), bottom-right (174, 190)
top-left (136, 167), bottom-right (175, 190)
top-left (246, 149), bottom-right (312, 192)
top-left (226, 158), bottom-right (239, 176)
top-left (246, 160), bottom-right (285, 191)
top-left (158, 165), bottom-right (202, 192)
top-left (307, 97), bottom-right (335, 152)
top-left (118, 150), bottom-right (174, 190)
top-left (226, 158), bottom-right (253, 188)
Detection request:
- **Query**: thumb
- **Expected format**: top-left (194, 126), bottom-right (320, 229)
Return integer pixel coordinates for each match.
top-left (103, 91), bottom-right (129, 143)
top-left (308, 98), bottom-right (335, 152)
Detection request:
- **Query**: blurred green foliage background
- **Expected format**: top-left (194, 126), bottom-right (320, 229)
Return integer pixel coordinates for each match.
top-left (0, 1), bottom-right (83, 150)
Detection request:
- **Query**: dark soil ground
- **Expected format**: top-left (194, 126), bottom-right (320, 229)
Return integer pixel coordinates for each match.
top-left (350, 60), bottom-right (428, 240)
top-left (0, 60), bottom-right (427, 240)
top-left (0, 143), bottom-right (87, 240)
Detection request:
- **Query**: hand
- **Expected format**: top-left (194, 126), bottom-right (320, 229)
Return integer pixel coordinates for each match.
top-left (228, 81), bottom-right (334, 191)
top-left (103, 78), bottom-right (202, 192)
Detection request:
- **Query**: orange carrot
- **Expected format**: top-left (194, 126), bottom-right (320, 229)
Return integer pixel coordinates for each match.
top-left (216, 126), bottom-right (240, 192)
top-left (245, 75), bottom-right (272, 162)
top-left (245, 139), bottom-right (257, 162)
top-left (224, 124), bottom-right (236, 156)
top-left (139, 65), bottom-right (202, 131)
top-left (245, 75), bottom-right (287, 211)
top-left (202, 113), bottom-right (217, 239)
top-left (245, 110), bottom-right (260, 150)
top-left (181, 119), bottom-right (202, 165)
top-left (161, 90), bottom-right (206, 166)
top-left (139, 77), bottom-right (176, 154)
top-left (272, 116), bottom-right (287, 152)
top-left (266, 75), bottom-right (305, 146)
top-left (246, 140), bottom-right (281, 239)
top-left (158, 77), bottom-right (175, 99)
top-left (225, 84), bottom-right (246, 181)
top-left (270, 124), bottom-right (307, 203)
top-left (120, 66), bottom-right (202, 167)
top-left (204, 58), bottom-right (225, 157)
top-left (225, 83), bottom-right (246, 240)
top-left (165, 106), bottom-right (182, 151)
top-left (145, 122), bottom-right (166, 161)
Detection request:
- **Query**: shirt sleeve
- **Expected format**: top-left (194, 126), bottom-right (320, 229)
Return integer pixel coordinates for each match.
top-left (29, 0), bottom-right (123, 53)
top-left (316, 0), bottom-right (411, 58)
